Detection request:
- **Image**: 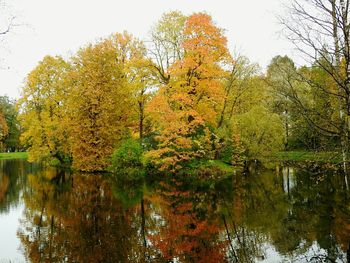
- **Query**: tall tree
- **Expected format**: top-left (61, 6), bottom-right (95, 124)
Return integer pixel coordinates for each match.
top-left (67, 35), bottom-right (133, 171)
top-left (281, 0), bottom-right (350, 178)
top-left (0, 109), bottom-right (8, 148)
top-left (146, 13), bottom-right (231, 171)
top-left (18, 56), bottom-right (71, 165)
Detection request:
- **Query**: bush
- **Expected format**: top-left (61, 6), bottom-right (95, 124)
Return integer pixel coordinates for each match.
top-left (110, 138), bottom-right (143, 172)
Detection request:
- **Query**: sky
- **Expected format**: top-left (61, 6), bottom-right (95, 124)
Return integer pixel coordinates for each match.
top-left (0, 0), bottom-right (294, 99)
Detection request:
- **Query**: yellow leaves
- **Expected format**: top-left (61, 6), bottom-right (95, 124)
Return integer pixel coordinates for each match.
top-left (18, 12), bottom-right (240, 173)
top-left (68, 35), bottom-right (142, 171)
top-left (19, 33), bottom-right (147, 171)
top-left (18, 55), bottom-right (71, 165)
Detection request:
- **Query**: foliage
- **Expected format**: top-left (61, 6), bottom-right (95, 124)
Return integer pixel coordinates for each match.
top-left (18, 33), bottom-right (147, 171)
top-left (18, 56), bottom-right (71, 166)
top-left (110, 138), bottom-right (144, 173)
top-left (17, 11), bottom-right (344, 174)
top-left (0, 110), bottom-right (8, 145)
top-left (0, 96), bottom-right (21, 152)
top-left (146, 13), bottom-right (231, 172)
top-left (67, 34), bottom-right (134, 171)
top-left (237, 105), bottom-right (285, 159)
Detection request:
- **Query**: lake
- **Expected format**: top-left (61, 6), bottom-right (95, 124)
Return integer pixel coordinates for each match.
top-left (0, 159), bottom-right (349, 262)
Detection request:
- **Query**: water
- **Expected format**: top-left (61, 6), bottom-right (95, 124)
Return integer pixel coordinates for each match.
top-left (0, 159), bottom-right (349, 262)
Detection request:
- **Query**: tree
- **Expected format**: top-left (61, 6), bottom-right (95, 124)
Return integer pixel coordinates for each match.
top-left (67, 35), bottom-right (134, 171)
top-left (0, 96), bottom-right (21, 151)
top-left (146, 13), bottom-right (231, 171)
top-left (281, 0), bottom-right (350, 179)
top-left (0, 109), bottom-right (8, 147)
top-left (148, 11), bottom-right (187, 85)
top-left (18, 56), bottom-right (71, 165)
top-left (122, 33), bottom-right (155, 142)
top-left (217, 56), bottom-right (259, 129)
top-left (237, 105), bottom-right (285, 159)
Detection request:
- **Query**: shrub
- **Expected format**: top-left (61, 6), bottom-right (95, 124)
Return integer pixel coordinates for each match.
top-left (110, 138), bottom-right (143, 172)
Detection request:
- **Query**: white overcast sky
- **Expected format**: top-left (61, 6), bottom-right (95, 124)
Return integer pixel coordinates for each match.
top-left (0, 0), bottom-right (294, 99)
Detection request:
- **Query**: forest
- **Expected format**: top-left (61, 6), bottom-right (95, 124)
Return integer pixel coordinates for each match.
top-left (0, 1), bottom-right (349, 175)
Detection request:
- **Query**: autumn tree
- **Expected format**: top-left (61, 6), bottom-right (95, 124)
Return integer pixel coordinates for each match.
top-left (122, 33), bottom-right (155, 142)
top-left (146, 13), bottom-right (231, 171)
top-left (18, 56), bottom-right (71, 165)
top-left (215, 56), bottom-right (259, 162)
top-left (67, 34), bottom-right (135, 171)
top-left (237, 105), bottom-right (285, 159)
top-left (267, 56), bottom-right (340, 150)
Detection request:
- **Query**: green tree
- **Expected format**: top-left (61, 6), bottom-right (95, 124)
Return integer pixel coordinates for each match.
top-left (0, 96), bottom-right (21, 151)
top-left (237, 105), bottom-right (285, 159)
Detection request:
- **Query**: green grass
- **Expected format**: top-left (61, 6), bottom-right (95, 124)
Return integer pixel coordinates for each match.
top-left (205, 160), bottom-right (235, 173)
top-left (272, 151), bottom-right (342, 163)
top-left (0, 152), bottom-right (28, 160)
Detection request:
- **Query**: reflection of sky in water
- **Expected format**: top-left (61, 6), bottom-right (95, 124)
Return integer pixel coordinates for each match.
top-left (257, 241), bottom-right (346, 263)
top-left (0, 204), bottom-right (25, 262)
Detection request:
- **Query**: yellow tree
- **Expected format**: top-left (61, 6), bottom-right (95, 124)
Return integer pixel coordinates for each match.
top-left (18, 56), bottom-right (71, 165)
top-left (120, 32), bottom-right (155, 141)
top-left (146, 13), bottom-right (231, 171)
top-left (68, 33), bottom-right (142, 171)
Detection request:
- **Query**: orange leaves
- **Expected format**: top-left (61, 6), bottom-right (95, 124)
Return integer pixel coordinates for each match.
top-left (146, 13), bottom-right (231, 172)
top-left (183, 13), bottom-right (229, 64)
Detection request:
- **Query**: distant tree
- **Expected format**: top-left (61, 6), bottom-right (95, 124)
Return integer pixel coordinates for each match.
top-left (0, 96), bottom-right (20, 151)
top-left (237, 105), bottom-right (285, 159)
top-left (0, 109), bottom-right (8, 148)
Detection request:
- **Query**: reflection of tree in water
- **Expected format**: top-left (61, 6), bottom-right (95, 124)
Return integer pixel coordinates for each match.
top-left (229, 163), bottom-right (350, 262)
top-left (147, 179), bottom-right (228, 262)
top-left (16, 162), bottom-right (350, 262)
top-left (0, 159), bottom-right (34, 213)
top-left (0, 174), bottom-right (9, 202)
top-left (18, 170), bottom-right (147, 262)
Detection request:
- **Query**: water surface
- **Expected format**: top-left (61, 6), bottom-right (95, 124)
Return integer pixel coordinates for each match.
top-left (0, 159), bottom-right (349, 262)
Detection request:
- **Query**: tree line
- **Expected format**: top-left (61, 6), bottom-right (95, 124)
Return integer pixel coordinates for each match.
top-left (6, 1), bottom-right (350, 173)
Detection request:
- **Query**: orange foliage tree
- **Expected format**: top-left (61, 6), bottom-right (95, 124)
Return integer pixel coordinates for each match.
top-left (146, 13), bottom-right (232, 171)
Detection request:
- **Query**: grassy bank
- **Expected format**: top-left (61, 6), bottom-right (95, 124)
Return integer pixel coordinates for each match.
top-left (0, 152), bottom-right (28, 160)
top-left (178, 159), bottom-right (235, 177)
top-left (272, 151), bottom-right (342, 163)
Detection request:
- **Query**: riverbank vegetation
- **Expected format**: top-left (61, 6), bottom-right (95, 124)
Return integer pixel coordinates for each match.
top-left (17, 12), bottom-right (286, 173)
top-left (0, 0), bottom-right (349, 175)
